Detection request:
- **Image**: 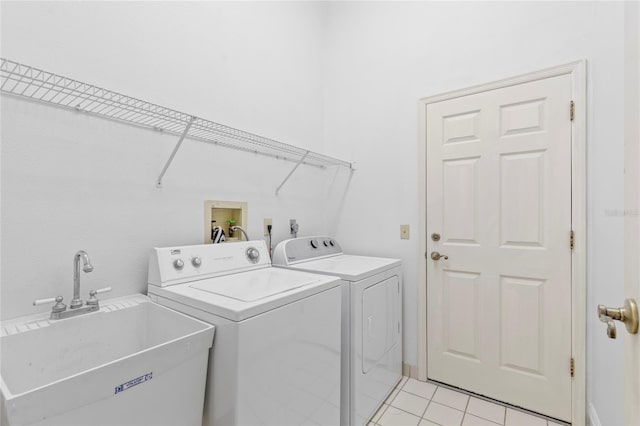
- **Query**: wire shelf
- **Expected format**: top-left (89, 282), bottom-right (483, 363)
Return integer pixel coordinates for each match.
top-left (0, 58), bottom-right (353, 179)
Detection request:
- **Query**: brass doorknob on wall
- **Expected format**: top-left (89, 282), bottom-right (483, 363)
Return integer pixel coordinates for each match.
top-left (430, 251), bottom-right (448, 261)
top-left (597, 298), bottom-right (638, 339)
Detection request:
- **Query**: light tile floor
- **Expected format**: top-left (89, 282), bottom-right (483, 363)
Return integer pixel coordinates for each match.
top-left (368, 377), bottom-right (569, 426)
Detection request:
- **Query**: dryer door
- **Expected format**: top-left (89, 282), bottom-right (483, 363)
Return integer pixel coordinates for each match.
top-left (362, 275), bottom-right (400, 373)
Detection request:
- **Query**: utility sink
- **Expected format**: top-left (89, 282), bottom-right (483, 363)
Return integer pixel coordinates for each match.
top-left (1, 294), bottom-right (215, 426)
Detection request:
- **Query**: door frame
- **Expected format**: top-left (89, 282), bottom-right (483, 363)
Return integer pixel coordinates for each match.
top-left (623, 1), bottom-right (640, 422)
top-left (417, 61), bottom-right (586, 425)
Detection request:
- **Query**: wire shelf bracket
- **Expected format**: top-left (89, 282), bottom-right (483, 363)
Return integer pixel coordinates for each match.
top-left (276, 150), bottom-right (310, 196)
top-left (0, 58), bottom-right (354, 190)
top-left (156, 115), bottom-right (196, 188)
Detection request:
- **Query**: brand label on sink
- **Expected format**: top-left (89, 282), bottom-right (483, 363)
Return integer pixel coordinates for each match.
top-left (115, 372), bottom-right (153, 395)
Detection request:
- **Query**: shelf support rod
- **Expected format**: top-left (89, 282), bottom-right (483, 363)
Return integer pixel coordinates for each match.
top-left (276, 150), bottom-right (310, 196)
top-left (156, 115), bottom-right (196, 188)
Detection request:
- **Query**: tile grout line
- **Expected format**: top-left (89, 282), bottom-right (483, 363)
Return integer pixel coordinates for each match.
top-left (463, 410), bottom-right (502, 426)
top-left (429, 388), bottom-right (469, 417)
top-left (417, 387), bottom-right (432, 422)
top-left (503, 402), bottom-right (507, 426)
top-left (377, 403), bottom-right (389, 424)
top-left (387, 398), bottom-right (430, 422)
top-left (422, 386), bottom-right (466, 426)
top-left (428, 380), bottom-right (567, 425)
top-left (387, 381), bottom-right (437, 425)
top-left (426, 385), bottom-right (502, 426)
top-left (376, 377), bottom-right (407, 424)
top-left (386, 377), bottom-right (567, 426)
top-left (460, 394), bottom-right (472, 426)
top-left (465, 396), bottom-right (505, 425)
top-left (421, 386), bottom-right (436, 425)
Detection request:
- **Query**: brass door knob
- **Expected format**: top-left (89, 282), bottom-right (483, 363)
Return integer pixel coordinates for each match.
top-left (430, 251), bottom-right (449, 261)
top-left (597, 298), bottom-right (639, 339)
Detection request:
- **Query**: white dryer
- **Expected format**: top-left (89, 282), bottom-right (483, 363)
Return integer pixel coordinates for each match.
top-left (148, 240), bottom-right (342, 426)
top-left (272, 236), bottom-right (402, 426)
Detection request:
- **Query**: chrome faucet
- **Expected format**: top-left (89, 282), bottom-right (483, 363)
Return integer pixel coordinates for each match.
top-left (33, 250), bottom-right (111, 320)
top-left (231, 226), bottom-right (249, 241)
top-left (70, 250), bottom-right (93, 309)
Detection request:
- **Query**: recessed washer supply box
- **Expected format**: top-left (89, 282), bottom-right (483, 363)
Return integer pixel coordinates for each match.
top-left (0, 294), bottom-right (215, 426)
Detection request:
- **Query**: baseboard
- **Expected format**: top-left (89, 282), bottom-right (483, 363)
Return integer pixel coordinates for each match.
top-left (587, 402), bottom-right (602, 426)
top-left (402, 362), bottom-right (418, 379)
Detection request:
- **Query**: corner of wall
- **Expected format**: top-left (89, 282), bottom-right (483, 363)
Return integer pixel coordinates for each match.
top-left (402, 362), bottom-right (419, 380)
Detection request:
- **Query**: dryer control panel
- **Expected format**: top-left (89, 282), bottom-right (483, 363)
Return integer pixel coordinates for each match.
top-left (272, 236), bottom-right (342, 265)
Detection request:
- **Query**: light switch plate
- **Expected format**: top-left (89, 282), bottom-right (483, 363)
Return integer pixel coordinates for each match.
top-left (400, 224), bottom-right (410, 240)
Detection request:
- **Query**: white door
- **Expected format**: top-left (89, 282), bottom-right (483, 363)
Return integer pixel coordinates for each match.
top-left (624, 2), bottom-right (640, 421)
top-left (624, 104), bottom-right (640, 425)
top-left (426, 74), bottom-right (573, 421)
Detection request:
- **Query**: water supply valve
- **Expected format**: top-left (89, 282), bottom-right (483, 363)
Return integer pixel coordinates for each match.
top-left (290, 219), bottom-right (299, 237)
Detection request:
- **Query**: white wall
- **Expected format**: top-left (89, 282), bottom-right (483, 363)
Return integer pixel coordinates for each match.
top-left (322, 2), bottom-right (625, 425)
top-left (0, 1), bottom-right (336, 320)
top-left (1, 2), bottom-right (631, 425)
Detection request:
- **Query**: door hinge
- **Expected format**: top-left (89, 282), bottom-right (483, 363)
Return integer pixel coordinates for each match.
top-left (570, 230), bottom-right (575, 251)
top-left (570, 357), bottom-right (575, 377)
top-left (570, 101), bottom-right (575, 121)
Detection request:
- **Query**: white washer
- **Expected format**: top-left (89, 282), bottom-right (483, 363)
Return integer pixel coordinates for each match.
top-left (273, 236), bottom-right (402, 426)
top-left (147, 240), bottom-right (342, 426)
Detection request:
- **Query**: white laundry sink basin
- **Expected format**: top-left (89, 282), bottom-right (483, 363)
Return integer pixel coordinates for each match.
top-left (0, 294), bottom-right (215, 426)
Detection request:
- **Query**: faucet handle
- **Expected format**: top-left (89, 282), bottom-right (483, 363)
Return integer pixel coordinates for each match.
top-left (86, 287), bottom-right (112, 306)
top-left (33, 296), bottom-right (67, 313)
top-left (90, 286), bottom-right (112, 296)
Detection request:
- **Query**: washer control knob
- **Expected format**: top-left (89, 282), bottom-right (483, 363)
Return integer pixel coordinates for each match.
top-left (191, 257), bottom-right (202, 267)
top-left (173, 259), bottom-right (185, 270)
top-left (323, 240), bottom-right (329, 247)
top-left (310, 239), bottom-right (319, 249)
top-left (246, 247), bottom-right (260, 263)
top-left (329, 240), bottom-right (335, 246)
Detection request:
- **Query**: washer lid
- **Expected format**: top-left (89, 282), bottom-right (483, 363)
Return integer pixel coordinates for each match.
top-left (148, 267), bottom-right (340, 321)
top-left (190, 269), bottom-right (318, 302)
top-left (283, 254), bottom-right (401, 281)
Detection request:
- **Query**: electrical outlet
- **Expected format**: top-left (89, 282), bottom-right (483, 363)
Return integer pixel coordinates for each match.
top-left (400, 224), bottom-right (410, 240)
top-left (290, 219), bottom-right (299, 236)
top-left (264, 218), bottom-right (272, 236)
